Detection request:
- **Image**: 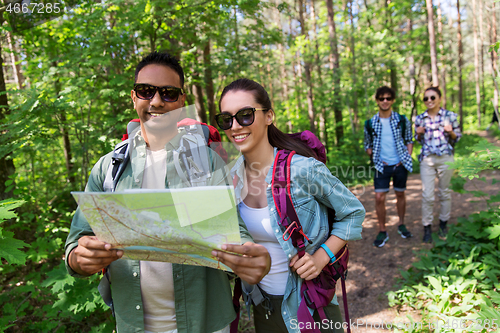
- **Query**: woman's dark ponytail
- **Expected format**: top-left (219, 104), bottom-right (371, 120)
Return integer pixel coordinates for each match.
top-left (219, 78), bottom-right (318, 160)
top-left (267, 124), bottom-right (318, 159)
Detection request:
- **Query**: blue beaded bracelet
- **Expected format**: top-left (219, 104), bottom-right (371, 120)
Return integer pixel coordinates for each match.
top-left (320, 244), bottom-right (336, 264)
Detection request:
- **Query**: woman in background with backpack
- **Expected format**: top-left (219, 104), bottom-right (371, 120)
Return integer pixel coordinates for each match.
top-left (415, 87), bottom-right (461, 243)
top-left (215, 78), bottom-right (365, 333)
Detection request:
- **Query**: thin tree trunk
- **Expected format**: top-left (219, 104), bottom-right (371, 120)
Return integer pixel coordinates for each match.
top-left (310, 0), bottom-right (327, 144)
top-left (6, 32), bottom-right (24, 89)
top-left (457, 0), bottom-right (463, 131)
top-left (326, 0), bottom-right (343, 144)
top-left (234, 6), bottom-right (240, 72)
top-left (349, 0), bottom-right (358, 132)
top-left (50, 58), bottom-right (76, 187)
top-left (385, 0), bottom-right (398, 100)
top-left (203, 41), bottom-right (216, 126)
top-left (0, 42), bottom-right (15, 200)
top-left (479, 0), bottom-right (486, 116)
top-left (408, 18), bottom-right (418, 120)
top-left (448, 8), bottom-right (456, 109)
top-left (298, 0), bottom-right (316, 134)
top-left (436, 0), bottom-right (447, 108)
top-left (290, 14), bottom-right (302, 126)
top-left (472, 0), bottom-right (482, 126)
top-left (265, 48), bottom-right (275, 109)
top-left (277, 14), bottom-right (292, 132)
top-left (490, 2), bottom-right (500, 122)
top-left (426, 0), bottom-right (439, 86)
top-left (60, 112), bottom-right (76, 186)
top-left (192, 84), bottom-right (207, 123)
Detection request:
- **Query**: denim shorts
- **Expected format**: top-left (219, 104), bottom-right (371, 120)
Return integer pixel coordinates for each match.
top-left (374, 163), bottom-right (408, 192)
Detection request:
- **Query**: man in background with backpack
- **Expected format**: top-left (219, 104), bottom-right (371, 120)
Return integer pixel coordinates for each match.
top-left (364, 86), bottom-right (414, 247)
top-left (64, 51), bottom-right (271, 333)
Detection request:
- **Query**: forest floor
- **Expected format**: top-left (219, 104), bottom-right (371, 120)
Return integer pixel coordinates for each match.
top-left (238, 131), bottom-right (500, 333)
top-left (338, 130), bottom-right (500, 332)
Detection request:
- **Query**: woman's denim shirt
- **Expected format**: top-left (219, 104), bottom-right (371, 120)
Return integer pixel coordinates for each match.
top-left (232, 148), bottom-right (365, 332)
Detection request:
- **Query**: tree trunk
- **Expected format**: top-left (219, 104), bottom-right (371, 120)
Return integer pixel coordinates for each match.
top-left (277, 11), bottom-right (291, 132)
top-left (472, 0), bottom-right (482, 126)
top-left (50, 59), bottom-right (76, 187)
top-left (326, 0), bottom-right (343, 144)
top-left (310, 0), bottom-right (327, 144)
top-left (266, 48), bottom-right (275, 109)
top-left (297, 0), bottom-right (316, 134)
top-left (479, 0), bottom-right (486, 116)
top-left (489, 2), bottom-right (500, 123)
top-left (192, 84), bottom-right (207, 123)
top-left (203, 40), bottom-right (216, 126)
top-left (436, 0), bottom-right (447, 108)
top-left (408, 18), bottom-right (418, 120)
top-left (233, 6), bottom-right (240, 72)
top-left (0, 42), bottom-right (15, 200)
top-left (6, 32), bottom-right (24, 89)
top-left (457, 0), bottom-right (463, 132)
top-left (426, 0), bottom-right (439, 86)
top-left (349, 0), bottom-right (358, 132)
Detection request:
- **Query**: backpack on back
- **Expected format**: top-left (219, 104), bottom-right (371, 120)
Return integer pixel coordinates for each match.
top-left (231, 131), bottom-right (351, 333)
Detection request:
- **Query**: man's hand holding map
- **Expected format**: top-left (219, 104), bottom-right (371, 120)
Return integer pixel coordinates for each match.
top-left (72, 186), bottom-right (241, 271)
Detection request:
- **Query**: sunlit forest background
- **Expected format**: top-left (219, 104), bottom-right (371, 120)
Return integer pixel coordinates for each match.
top-left (0, 0), bottom-right (499, 332)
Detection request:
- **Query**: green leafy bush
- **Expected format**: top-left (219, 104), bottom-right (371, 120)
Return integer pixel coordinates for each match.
top-left (388, 137), bottom-right (500, 332)
top-left (0, 199), bottom-right (29, 266)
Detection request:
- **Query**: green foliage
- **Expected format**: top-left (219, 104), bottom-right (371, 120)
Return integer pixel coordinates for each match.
top-left (388, 136), bottom-right (500, 332)
top-left (0, 262), bottom-right (115, 332)
top-left (0, 199), bottom-right (29, 266)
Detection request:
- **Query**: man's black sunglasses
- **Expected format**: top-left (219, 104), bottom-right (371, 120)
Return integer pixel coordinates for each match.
top-left (134, 84), bottom-right (184, 102)
top-left (423, 95), bottom-right (437, 102)
top-left (215, 108), bottom-right (269, 130)
top-left (377, 97), bottom-right (393, 102)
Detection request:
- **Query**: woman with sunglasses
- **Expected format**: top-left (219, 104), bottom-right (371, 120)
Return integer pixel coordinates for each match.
top-left (215, 78), bottom-right (365, 333)
top-left (414, 87), bottom-right (461, 243)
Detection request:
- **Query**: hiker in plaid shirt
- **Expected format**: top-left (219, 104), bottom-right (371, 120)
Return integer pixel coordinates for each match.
top-left (415, 86), bottom-right (461, 243)
top-left (364, 86), bottom-right (414, 248)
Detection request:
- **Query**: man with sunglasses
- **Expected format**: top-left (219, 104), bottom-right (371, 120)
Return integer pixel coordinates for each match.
top-left (65, 51), bottom-right (271, 333)
top-left (364, 86), bottom-right (414, 247)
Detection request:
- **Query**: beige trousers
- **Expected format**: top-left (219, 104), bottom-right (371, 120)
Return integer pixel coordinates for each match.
top-left (420, 154), bottom-right (454, 226)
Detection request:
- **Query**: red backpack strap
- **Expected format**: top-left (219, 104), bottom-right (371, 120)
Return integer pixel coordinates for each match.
top-left (271, 150), bottom-right (311, 255)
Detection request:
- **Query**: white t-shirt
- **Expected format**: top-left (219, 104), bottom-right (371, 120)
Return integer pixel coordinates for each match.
top-left (140, 148), bottom-right (177, 332)
top-left (379, 117), bottom-right (400, 166)
top-left (238, 201), bottom-right (289, 296)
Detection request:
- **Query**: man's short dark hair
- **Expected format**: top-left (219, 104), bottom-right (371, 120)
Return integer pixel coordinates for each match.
top-left (135, 51), bottom-right (184, 87)
top-left (375, 86), bottom-right (395, 100)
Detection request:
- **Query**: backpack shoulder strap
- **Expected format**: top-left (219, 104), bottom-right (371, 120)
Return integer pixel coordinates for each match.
top-left (365, 118), bottom-right (375, 141)
top-left (173, 126), bottom-right (212, 187)
top-left (397, 113), bottom-right (407, 142)
top-left (103, 141), bottom-right (129, 192)
top-left (271, 150), bottom-right (310, 254)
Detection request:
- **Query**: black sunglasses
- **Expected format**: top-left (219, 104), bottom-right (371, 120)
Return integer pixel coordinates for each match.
top-left (134, 84), bottom-right (184, 102)
top-left (377, 97), bottom-right (393, 102)
top-left (215, 108), bottom-right (269, 130)
top-left (423, 95), bottom-right (437, 102)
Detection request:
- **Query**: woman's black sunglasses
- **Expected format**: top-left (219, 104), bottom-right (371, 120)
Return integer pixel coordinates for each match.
top-left (134, 84), bottom-right (184, 102)
top-left (423, 95), bottom-right (437, 102)
top-left (215, 108), bottom-right (269, 130)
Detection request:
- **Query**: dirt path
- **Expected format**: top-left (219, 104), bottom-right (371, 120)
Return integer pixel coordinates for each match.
top-left (238, 132), bottom-right (499, 333)
top-left (341, 131), bottom-right (500, 332)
